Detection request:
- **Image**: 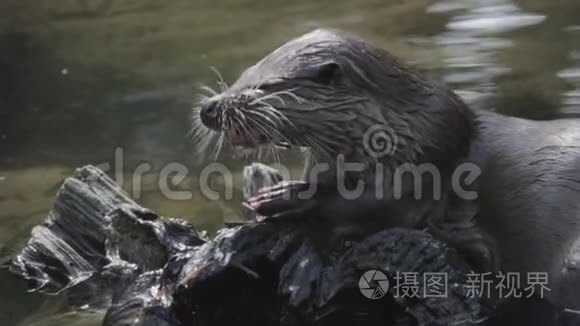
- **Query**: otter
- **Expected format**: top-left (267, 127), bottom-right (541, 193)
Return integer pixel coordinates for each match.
top-left (192, 29), bottom-right (580, 310)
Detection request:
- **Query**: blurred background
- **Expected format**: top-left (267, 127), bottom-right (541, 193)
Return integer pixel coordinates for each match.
top-left (0, 0), bottom-right (579, 324)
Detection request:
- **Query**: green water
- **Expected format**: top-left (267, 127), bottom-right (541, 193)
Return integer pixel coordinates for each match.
top-left (1, 0), bottom-right (580, 324)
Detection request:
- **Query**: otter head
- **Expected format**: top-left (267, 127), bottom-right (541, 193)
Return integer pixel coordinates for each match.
top-left (193, 29), bottom-right (473, 171)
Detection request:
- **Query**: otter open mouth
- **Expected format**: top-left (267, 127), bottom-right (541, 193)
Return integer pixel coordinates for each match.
top-left (226, 128), bottom-right (291, 149)
top-left (226, 128), bottom-right (265, 147)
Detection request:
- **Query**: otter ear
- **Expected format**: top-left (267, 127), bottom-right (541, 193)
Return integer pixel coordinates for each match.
top-left (313, 62), bottom-right (343, 84)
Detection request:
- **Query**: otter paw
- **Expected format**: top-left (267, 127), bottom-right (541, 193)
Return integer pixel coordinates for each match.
top-left (245, 181), bottom-right (318, 221)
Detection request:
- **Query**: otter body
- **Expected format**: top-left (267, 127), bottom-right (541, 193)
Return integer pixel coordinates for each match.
top-left (468, 110), bottom-right (580, 307)
top-left (193, 29), bottom-right (580, 309)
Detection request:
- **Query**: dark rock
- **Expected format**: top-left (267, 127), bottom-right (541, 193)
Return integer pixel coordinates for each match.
top-left (7, 165), bottom-right (501, 325)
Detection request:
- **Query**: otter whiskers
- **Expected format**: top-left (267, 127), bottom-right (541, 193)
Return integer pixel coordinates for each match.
top-left (249, 88), bottom-right (305, 108)
top-left (209, 66), bottom-right (229, 92)
top-left (199, 85), bottom-right (218, 97)
top-left (189, 105), bottom-right (223, 161)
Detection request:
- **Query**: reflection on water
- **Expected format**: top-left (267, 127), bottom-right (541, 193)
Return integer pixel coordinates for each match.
top-left (422, 0), bottom-right (546, 108)
top-left (445, 2), bottom-right (544, 34)
top-left (1, 0), bottom-right (580, 325)
top-left (559, 27), bottom-right (580, 115)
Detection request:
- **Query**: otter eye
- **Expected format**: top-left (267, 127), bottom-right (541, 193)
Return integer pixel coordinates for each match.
top-left (313, 62), bottom-right (342, 85)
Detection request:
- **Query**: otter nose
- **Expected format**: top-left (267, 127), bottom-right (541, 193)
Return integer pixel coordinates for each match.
top-left (200, 98), bottom-right (221, 130)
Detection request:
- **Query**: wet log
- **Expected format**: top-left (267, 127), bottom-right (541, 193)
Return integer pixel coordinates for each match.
top-left (11, 164), bottom-right (567, 326)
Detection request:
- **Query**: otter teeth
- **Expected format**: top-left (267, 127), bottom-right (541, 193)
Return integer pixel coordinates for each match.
top-left (276, 142), bottom-right (291, 149)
